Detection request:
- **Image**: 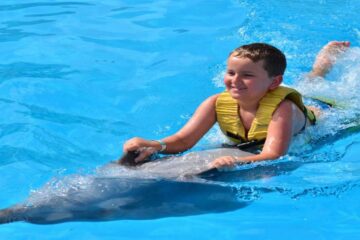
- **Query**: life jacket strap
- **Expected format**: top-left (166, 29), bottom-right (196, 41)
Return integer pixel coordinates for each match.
top-left (222, 139), bottom-right (266, 151)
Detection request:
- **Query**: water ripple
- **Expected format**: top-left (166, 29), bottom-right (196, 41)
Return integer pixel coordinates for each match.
top-left (24, 11), bottom-right (76, 18)
top-left (0, 98), bottom-right (130, 136)
top-left (291, 182), bottom-right (359, 199)
top-left (0, 62), bottom-right (77, 81)
top-left (2, 20), bottom-right (55, 28)
top-left (0, 123), bottom-right (28, 139)
top-left (0, 2), bottom-right (93, 12)
top-left (110, 7), bottom-right (133, 12)
top-left (0, 144), bottom-right (102, 169)
top-left (0, 28), bottom-right (51, 42)
top-left (231, 181), bottom-right (360, 201)
top-left (0, 123), bottom-right (112, 168)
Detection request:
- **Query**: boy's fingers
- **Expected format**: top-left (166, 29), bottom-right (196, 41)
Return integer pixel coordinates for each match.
top-left (124, 140), bottom-right (144, 152)
top-left (134, 151), bottom-right (148, 163)
top-left (209, 158), bottom-right (227, 169)
top-left (126, 145), bottom-right (140, 152)
top-left (134, 147), bottom-right (157, 163)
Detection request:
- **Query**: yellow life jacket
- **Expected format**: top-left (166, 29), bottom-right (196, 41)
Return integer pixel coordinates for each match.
top-left (215, 86), bottom-right (316, 144)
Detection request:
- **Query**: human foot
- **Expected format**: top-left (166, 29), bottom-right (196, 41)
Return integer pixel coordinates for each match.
top-left (310, 41), bottom-right (350, 77)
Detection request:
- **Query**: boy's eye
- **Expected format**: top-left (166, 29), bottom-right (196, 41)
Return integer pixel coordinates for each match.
top-left (227, 70), bottom-right (235, 76)
top-left (244, 73), bottom-right (254, 77)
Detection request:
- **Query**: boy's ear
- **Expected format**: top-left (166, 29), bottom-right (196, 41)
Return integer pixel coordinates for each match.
top-left (269, 75), bottom-right (283, 90)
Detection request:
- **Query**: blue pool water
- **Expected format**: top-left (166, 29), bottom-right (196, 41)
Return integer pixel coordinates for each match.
top-left (1, 0), bottom-right (360, 238)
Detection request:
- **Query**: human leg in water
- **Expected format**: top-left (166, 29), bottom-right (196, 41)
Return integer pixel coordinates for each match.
top-left (309, 41), bottom-right (350, 78)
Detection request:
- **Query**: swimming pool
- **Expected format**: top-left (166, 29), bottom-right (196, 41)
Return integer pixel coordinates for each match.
top-left (1, 0), bottom-right (360, 238)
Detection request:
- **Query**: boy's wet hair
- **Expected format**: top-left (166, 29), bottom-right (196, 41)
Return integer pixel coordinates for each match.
top-left (230, 43), bottom-right (286, 77)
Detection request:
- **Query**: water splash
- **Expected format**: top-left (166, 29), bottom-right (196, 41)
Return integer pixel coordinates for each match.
top-left (294, 47), bottom-right (360, 146)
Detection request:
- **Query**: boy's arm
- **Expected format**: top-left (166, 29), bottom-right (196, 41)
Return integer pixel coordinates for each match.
top-left (123, 94), bottom-right (218, 161)
top-left (210, 100), bottom-right (295, 168)
top-left (161, 94), bottom-right (218, 153)
top-left (256, 99), bottom-right (294, 159)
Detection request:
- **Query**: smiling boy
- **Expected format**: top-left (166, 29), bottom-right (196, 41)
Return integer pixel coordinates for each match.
top-left (123, 41), bottom-right (350, 169)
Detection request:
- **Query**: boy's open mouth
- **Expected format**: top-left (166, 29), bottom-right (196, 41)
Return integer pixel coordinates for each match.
top-left (231, 86), bottom-right (247, 91)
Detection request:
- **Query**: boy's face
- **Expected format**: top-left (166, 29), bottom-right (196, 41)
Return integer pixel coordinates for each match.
top-left (224, 56), bottom-right (276, 103)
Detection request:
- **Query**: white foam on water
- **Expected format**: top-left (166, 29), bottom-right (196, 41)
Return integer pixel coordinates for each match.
top-left (292, 47), bottom-right (360, 147)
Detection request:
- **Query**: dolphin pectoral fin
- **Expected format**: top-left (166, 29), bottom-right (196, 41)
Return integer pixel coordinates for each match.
top-left (182, 168), bottom-right (219, 180)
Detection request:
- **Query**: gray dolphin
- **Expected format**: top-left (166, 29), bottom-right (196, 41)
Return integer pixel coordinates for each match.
top-left (0, 148), bottom-right (254, 224)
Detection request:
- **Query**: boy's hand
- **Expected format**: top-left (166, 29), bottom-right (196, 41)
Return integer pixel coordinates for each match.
top-left (123, 137), bottom-right (159, 163)
top-left (209, 156), bottom-right (241, 170)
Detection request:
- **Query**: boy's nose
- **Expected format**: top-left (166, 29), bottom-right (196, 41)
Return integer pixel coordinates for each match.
top-left (232, 75), bottom-right (243, 84)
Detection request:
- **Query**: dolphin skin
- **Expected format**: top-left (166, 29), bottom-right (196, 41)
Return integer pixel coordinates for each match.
top-left (0, 148), bottom-right (253, 224)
